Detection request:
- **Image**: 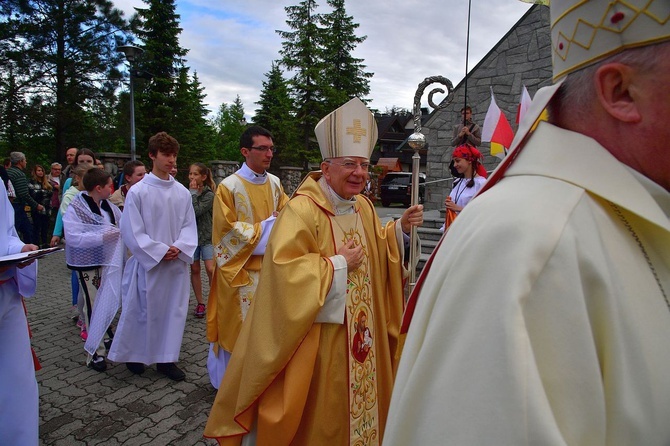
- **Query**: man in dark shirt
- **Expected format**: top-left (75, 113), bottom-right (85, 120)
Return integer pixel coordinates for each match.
top-left (60, 147), bottom-right (78, 189)
top-left (450, 106), bottom-right (482, 147)
top-left (6, 152), bottom-right (43, 243)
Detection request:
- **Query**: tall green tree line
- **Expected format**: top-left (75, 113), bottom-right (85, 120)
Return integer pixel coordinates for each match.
top-left (0, 0), bottom-right (217, 173)
top-left (0, 0), bottom-right (372, 173)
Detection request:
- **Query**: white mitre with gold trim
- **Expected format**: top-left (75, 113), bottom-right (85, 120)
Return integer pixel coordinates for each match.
top-left (314, 97), bottom-right (378, 160)
top-left (552, 0), bottom-right (670, 80)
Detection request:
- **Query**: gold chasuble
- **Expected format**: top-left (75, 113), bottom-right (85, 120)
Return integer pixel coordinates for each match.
top-left (207, 173), bottom-right (289, 353)
top-left (204, 172), bottom-right (406, 446)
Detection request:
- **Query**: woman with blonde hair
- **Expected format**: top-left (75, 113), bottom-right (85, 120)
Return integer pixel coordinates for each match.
top-left (188, 162), bottom-right (216, 318)
top-left (28, 164), bottom-right (53, 247)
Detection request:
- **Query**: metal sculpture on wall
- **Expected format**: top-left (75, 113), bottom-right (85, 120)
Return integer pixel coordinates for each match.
top-left (407, 75), bottom-right (453, 293)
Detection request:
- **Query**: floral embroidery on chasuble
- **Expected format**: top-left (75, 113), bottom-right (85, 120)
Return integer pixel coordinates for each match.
top-left (214, 174), bottom-right (259, 312)
top-left (330, 212), bottom-right (380, 446)
top-left (237, 270), bottom-right (258, 320)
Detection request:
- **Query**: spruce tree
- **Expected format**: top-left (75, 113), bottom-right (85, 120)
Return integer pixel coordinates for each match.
top-left (132, 0), bottom-right (188, 140)
top-left (253, 62), bottom-right (299, 166)
top-left (211, 97), bottom-right (246, 162)
top-left (172, 70), bottom-right (216, 170)
top-left (131, 0), bottom-right (215, 173)
top-left (277, 0), bottom-right (326, 168)
top-left (320, 0), bottom-right (372, 111)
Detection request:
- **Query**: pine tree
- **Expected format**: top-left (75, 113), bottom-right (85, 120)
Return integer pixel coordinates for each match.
top-left (253, 62), bottom-right (300, 166)
top-left (277, 0), bottom-right (326, 167)
top-left (0, 0), bottom-right (131, 161)
top-left (172, 70), bottom-right (216, 170)
top-left (276, 0), bottom-right (373, 167)
top-left (130, 0), bottom-right (216, 174)
top-left (132, 0), bottom-right (188, 141)
top-left (211, 97), bottom-right (246, 162)
top-left (320, 0), bottom-right (372, 111)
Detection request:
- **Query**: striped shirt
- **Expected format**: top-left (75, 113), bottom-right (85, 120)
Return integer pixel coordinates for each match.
top-left (7, 166), bottom-right (40, 209)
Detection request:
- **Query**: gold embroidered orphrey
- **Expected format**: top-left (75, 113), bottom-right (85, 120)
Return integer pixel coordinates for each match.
top-left (329, 212), bottom-right (380, 446)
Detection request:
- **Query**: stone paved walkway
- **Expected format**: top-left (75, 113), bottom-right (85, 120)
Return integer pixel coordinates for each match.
top-left (26, 210), bottom-right (439, 445)
top-left (25, 250), bottom-right (218, 445)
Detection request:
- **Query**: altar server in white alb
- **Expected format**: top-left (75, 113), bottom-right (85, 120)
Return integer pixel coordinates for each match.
top-left (0, 179), bottom-right (39, 445)
top-left (385, 1), bottom-right (670, 445)
top-left (63, 168), bottom-right (124, 373)
top-left (108, 132), bottom-right (197, 381)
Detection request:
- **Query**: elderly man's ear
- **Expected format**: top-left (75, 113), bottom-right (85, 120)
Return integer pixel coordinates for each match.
top-left (595, 62), bottom-right (642, 124)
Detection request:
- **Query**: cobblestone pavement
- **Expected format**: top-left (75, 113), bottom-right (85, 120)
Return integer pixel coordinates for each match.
top-left (26, 211), bottom-right (438, 445)
top-left (25, 250), bottom-right (218, 445)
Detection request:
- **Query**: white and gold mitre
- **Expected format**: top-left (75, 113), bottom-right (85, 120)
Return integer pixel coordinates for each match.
top-left (551, 0), bottom-right (670, 80)
top-left (314, 97), bottom-right (378, 160)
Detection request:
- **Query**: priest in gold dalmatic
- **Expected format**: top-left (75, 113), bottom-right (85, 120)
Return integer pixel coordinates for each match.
top-left (204, 97), bottom-right (424, 445)
top-left (206, 126), bottom-right (290, 389)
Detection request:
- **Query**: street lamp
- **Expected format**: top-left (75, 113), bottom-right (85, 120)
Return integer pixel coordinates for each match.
top-left (117, 45), bottom-right (144, 161)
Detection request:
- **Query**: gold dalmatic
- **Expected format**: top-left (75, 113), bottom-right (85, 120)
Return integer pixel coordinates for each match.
top-left (330, 212), bottom-right (379, 446)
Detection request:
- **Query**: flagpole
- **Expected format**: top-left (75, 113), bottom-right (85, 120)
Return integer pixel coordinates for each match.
top-left (463, 0), bottom-right (473, 126)
top-left (407, 76), bottom-right (453, 296)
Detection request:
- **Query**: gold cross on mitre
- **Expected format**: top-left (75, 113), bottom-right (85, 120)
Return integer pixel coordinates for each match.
top-left (346, 119), bottom-right (366, 143)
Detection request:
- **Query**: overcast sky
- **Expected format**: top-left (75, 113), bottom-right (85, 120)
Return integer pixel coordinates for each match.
top-left (114, 0), bottom-right (532, 118)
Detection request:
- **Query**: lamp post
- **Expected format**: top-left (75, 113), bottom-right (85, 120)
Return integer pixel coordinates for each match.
top-left (117, 45), bottom-right (144, 161)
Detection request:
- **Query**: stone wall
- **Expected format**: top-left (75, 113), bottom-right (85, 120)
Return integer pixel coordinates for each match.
top-left (97, 156), bottom-right (305, 195)
top-left (279, 166), bottom-right (304, 196)
top-left (422, 5), bottom-right (552, 210)
top-left (210, 160), bottom-right (240, 185)
top-left (97, 152), bottom-right (133, 177)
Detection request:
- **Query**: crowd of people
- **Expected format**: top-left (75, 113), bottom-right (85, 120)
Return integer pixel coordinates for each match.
top-left (1, 99), bottom-right (425, 445)
top-left (2, 1), bottom-right (669, 444)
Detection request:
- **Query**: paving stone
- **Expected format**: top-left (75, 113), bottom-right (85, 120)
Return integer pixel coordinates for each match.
top-left (26, 251), bottom-right (218, 444)
top-left (113, 417), bottom-right (155, 444)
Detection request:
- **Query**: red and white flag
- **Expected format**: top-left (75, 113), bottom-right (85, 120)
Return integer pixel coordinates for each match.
top-left (516, 85), bottom-right (532, 125)
top-left (482, 88), bottom-right (514, 159)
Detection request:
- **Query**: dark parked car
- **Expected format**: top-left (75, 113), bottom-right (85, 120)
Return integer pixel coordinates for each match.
top-left (379, 172), bottom-right (426, 207)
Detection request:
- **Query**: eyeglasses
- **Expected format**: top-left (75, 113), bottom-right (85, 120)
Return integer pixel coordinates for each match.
top-left (327, 160), bottom-right (371, 171)
top-left (249, 146), bottom-right (276, 153)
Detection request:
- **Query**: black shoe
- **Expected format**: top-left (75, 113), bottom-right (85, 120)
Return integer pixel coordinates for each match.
top-left (88, 354), bottom-right (107, 372)
top-left (126, 362), bottom-right (145, 375)
top-left (103, 338), bottom-right (113, 351)
top-left (156, 362), bottom-right (185, 381)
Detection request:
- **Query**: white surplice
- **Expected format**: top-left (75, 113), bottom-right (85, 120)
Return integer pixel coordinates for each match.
top-left (384, 123), bottom-right (670, 446)
top-left (108, 173), bottom-right (197, 364)
top-left (0, 180), bottom-right (39, 445)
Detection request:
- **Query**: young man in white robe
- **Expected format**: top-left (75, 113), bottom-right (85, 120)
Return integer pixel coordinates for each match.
top-left (384, 1), bottom-right (670, 445)
top-left (108, 132), bottom-right (197, 381)
top-left (0, 179), bottom-right (39, 445)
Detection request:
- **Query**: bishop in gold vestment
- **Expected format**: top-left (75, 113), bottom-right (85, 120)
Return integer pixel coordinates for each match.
top-left (204, 98), bottom-right (423, 445)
